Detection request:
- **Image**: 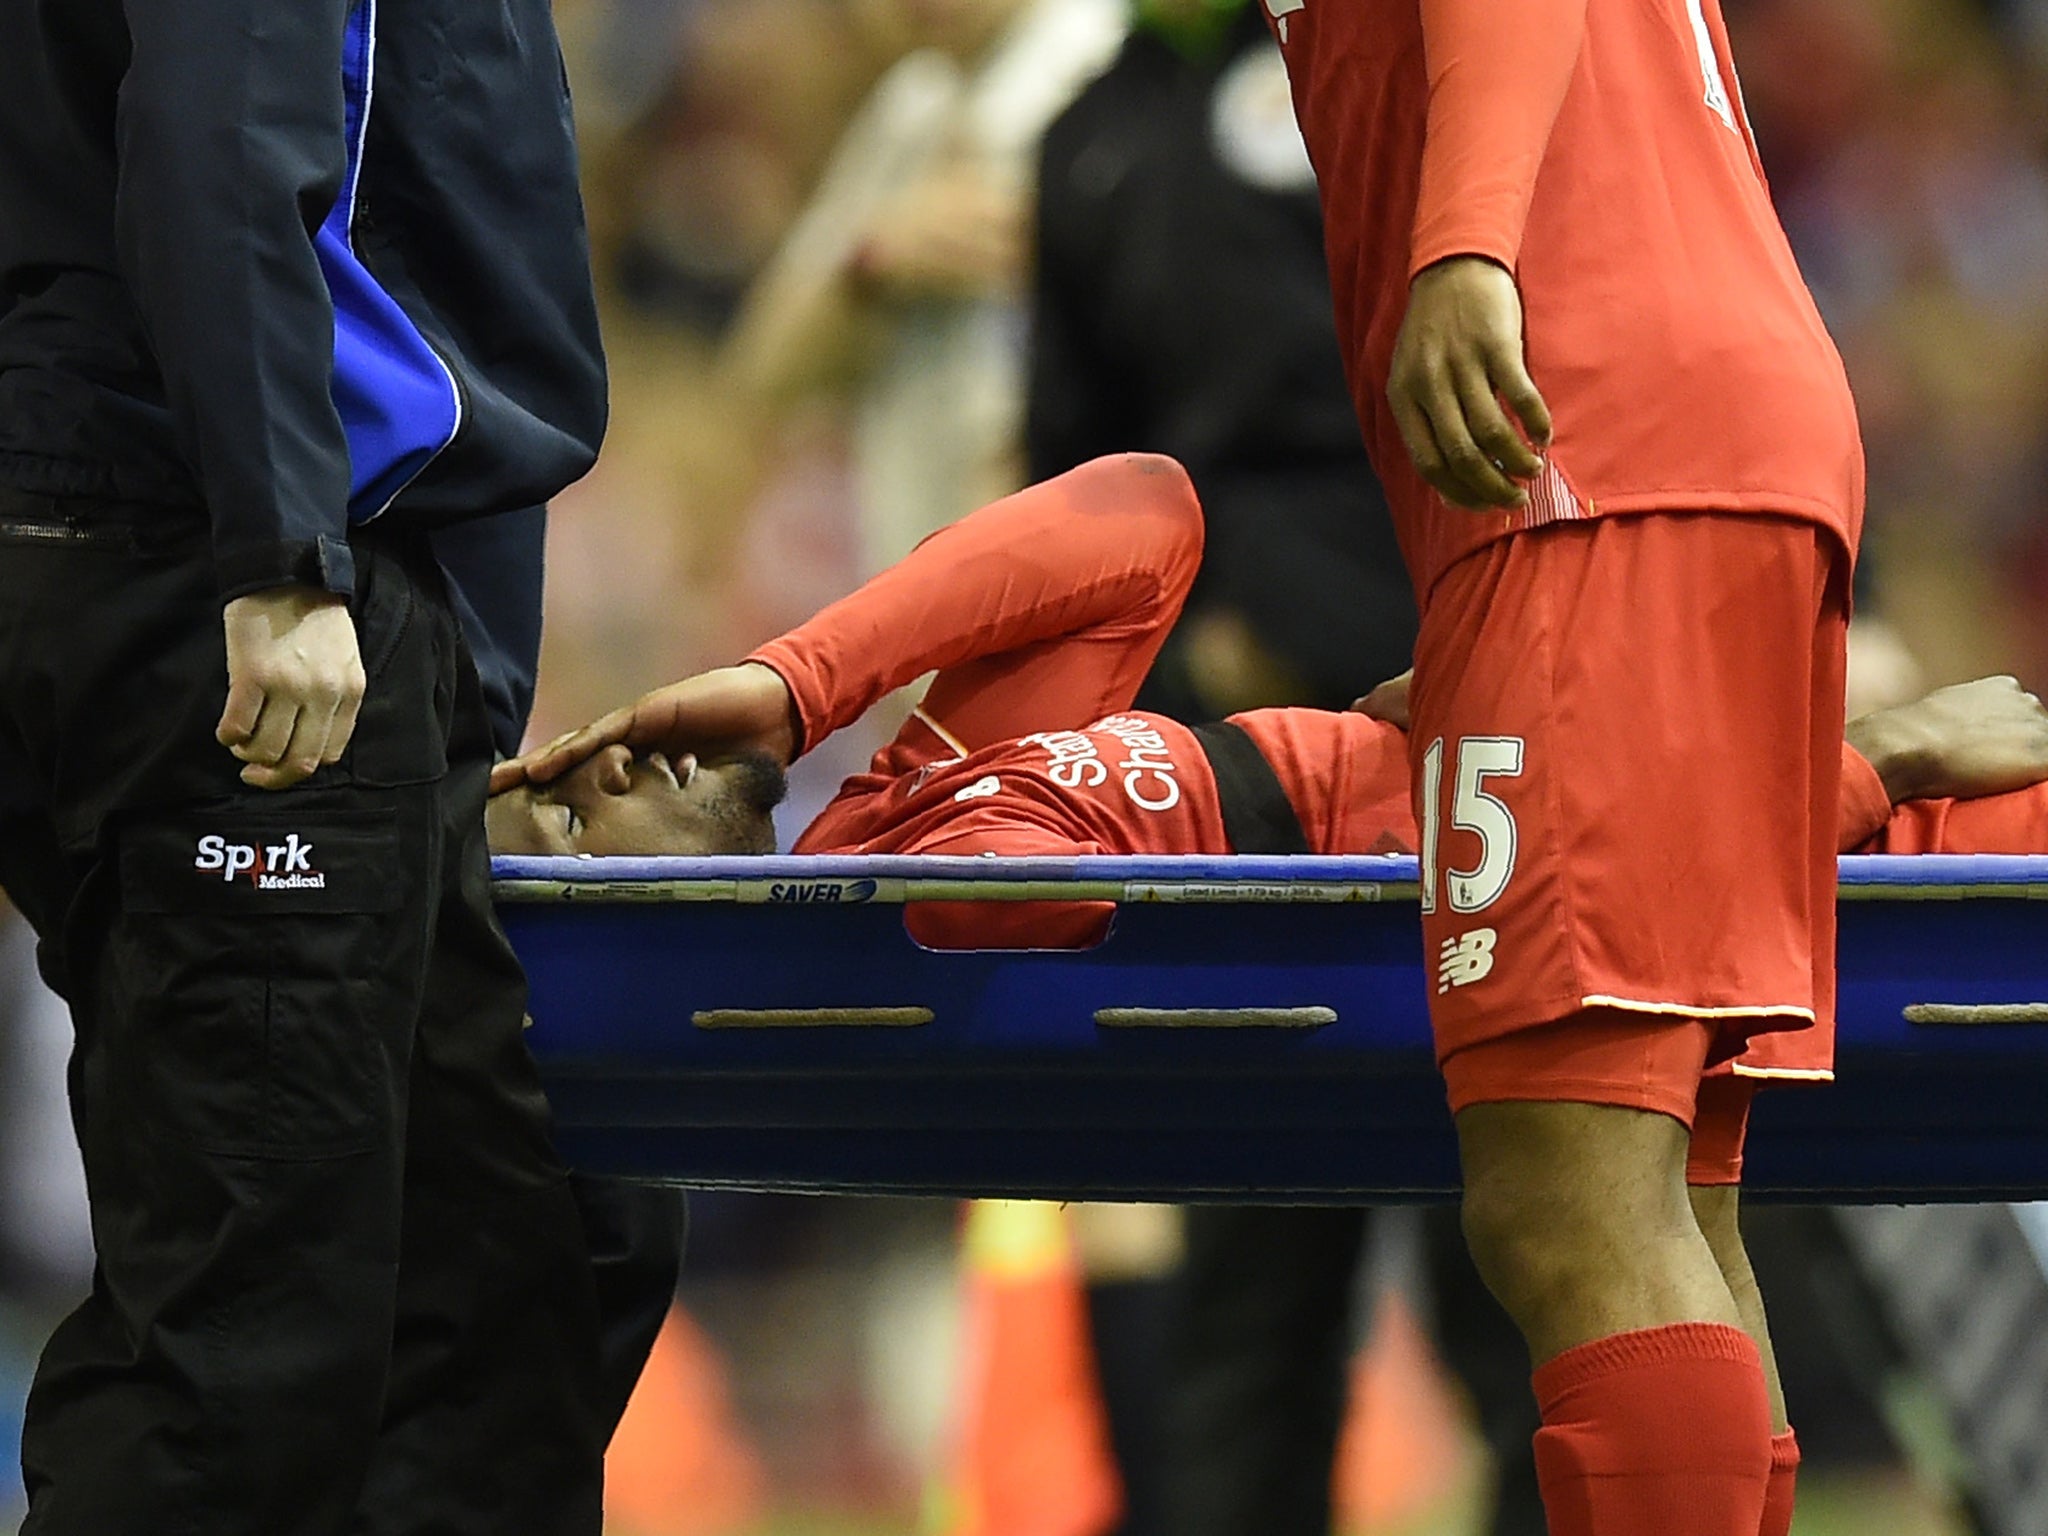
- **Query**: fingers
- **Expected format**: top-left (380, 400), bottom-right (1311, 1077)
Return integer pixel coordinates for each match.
top-left (494, 696), bottom-right (664, 794)
top-left (1454, 359), bottom-right (1544, 481)
top-left (1388, 257), bottom-right (1551, 511)
top-left (239, 695), bottom-right (302, 775)
top-left (1397, 364), bottom-right (1528, 510)
top-left (515, 707), bottom-right (639, 787)
top-left (1434, 368), bottom-right (1533, 507)
top-left (1354, 670), bottom-right (1415, 728)
top-left (490, 724), bottom-right (589, 794)
top-left (494, 667), bottom-right (796, 796)
top-left (216, 677), bottom-right (266, 751)
top-left (1388, 390), bottom-right (1457, 505)
top-left (240, 703), bottom-right (330, 791)
top-left (1491, 338), bottom-right (1554, 451)
top-left (219, 589), bottom-right (364, 791)
top-left (231, 678), bottom-right (357, 791)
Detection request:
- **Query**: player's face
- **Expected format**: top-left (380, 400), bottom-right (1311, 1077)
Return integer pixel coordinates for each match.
top-left (485, 745), bottom-right (786, 857)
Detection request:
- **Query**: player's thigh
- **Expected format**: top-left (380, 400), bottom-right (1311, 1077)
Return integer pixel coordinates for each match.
top-left (1454, 1093), bottom-right (1701, 1306)
top-left (1444, 1006), bottom-right (1717, 1310)
top-left (1409, 511), bottom-right (1845, 1058)
top-left (1456, 1095), bottom-right (1698, 1219)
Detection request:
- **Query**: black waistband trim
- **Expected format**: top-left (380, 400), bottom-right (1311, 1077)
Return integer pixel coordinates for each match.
top-left (1189, 719), bottom-right (1310, 856)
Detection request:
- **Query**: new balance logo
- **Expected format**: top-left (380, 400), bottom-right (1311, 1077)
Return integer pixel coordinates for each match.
top-left (193, 833), bottom-right (326, 890)
top-left (1437, 928), bottom-right (1497, 994)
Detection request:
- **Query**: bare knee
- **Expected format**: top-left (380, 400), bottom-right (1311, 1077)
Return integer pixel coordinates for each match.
top-left (1456, 1099), bottom-right (1710, 1359)
top-left (1459, 1156), bottom-right (1652, 1330)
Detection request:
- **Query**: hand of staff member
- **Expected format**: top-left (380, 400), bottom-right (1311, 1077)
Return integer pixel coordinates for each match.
top-left (217, 584), bottom-right (367, 789)
top-left (1387, 255), bottom-right (1553, 511)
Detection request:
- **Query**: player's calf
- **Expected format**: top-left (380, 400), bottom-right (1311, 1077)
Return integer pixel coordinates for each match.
top-left (1689, 1178), bottom-right (1801, 1536)
top-left (1451, 1084), bottom-right (1774, 1535)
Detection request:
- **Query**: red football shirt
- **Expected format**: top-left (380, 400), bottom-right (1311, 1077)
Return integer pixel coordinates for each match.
top-left (742, 454), bottom-right (2042, 974)
top-left (1840, 749), bottom-right (2048, 856)
top-left (745, 455), bottom-right (1421, 944)
top-left (1266, 0), bottom-right (1865, 598)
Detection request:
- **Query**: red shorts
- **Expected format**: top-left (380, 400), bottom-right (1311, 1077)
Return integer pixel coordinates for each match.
top-left (1439, 1010), bottom-right (1760, 1184)
top-left (1412, 511), bottom-right (1849, 1122)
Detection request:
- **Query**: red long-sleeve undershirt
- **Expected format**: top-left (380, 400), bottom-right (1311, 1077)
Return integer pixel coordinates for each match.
top-left (1410, 0), bottom-right (1588, 277)
top-left (1840, 746), bottom-right (2048, 855)
top-left (747, 453), bottom-right (1203, 763)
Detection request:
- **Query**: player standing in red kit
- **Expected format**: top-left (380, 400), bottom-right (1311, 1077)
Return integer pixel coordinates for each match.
top-left (1263, 0), bottom-right (1864, 1531)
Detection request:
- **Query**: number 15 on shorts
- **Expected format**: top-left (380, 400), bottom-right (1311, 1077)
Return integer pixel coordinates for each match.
top-left (1418, 736), bottom-right (1525, 916)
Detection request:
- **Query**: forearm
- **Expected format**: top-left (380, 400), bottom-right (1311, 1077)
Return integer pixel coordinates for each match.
top-left (1410, 0), bottom-right (1588, 276)
top-left (1835, 742), bottom-right (1896, 852)
top-left (747, 454), bottom-right (1202, 757)
top-left (117, 0), bottom-right (356, 598)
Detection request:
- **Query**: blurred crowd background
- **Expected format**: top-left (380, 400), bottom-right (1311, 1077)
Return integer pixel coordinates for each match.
top-left (5, 0), bottom-right (2048, 1529)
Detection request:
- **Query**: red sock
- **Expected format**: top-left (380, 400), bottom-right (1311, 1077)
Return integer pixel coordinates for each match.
top-left (1760, 1428), bottom-right (1801, 1536)
top-left (1531, 1322), bottom-right (1772, 1536)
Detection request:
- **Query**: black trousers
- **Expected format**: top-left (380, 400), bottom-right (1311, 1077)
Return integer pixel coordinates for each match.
top-left (0, 499), bottom-right (607, 1535)
top-left (1159, 1206), bottom-right (1544, 1536)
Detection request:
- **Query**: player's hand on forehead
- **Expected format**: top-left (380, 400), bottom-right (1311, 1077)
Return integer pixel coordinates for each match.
top-left (491, 662), bottom-right (799, 796)
top-left (1387, 256), bottom-right (1553, 512)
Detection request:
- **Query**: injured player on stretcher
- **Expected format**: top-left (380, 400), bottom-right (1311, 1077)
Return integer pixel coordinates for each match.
top-left (492, 448), bottom-right (2048, 1139)
top-left (490, 452), bottom-right (2048, 1144)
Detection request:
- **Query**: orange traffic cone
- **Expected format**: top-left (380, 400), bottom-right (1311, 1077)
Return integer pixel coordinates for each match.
top-left (1332, 1288), bottom-right (1472, 1533)
top-left (604, 1302), bottom-right (769, 1536)
top-left (927, 1200), bottom-right (1124, 1536)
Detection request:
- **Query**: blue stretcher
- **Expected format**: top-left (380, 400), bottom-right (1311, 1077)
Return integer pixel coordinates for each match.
top-left (494, 853), bottom-right (2048, 1204)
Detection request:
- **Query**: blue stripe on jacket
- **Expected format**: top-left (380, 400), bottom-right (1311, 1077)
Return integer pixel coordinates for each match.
top-left (315, 0), bottom-right (463, 522)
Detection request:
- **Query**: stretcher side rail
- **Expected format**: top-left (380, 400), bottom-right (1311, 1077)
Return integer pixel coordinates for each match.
top-left (496, 853), bottom-right (2048, 1203)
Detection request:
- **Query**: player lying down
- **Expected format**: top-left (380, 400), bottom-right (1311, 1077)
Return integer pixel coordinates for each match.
top-left (490, 453), bottom-right (2048, 893)
top-left (489, 450), bottom-right (2048, 1413)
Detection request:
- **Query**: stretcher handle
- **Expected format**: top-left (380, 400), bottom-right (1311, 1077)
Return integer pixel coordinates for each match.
top-left (1094, 1006), bottom-right (1337, 1029)
top-left (1902, 1003), bottom-right (2048, 1027)
top-left (692, 1007), bottom-right (934, 1029)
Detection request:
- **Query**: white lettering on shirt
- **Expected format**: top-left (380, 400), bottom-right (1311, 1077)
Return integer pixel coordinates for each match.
top-left (1022, 718), bottom-right (1186, 814)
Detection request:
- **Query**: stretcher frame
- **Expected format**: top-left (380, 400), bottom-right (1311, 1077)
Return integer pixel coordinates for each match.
top-left (496, 853), bottom-right (2048, 1204)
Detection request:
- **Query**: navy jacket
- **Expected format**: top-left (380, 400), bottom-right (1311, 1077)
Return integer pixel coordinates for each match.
top-left (0, 0), bottom-right (607, 600)
top-left (431, 507), bottom-right (547, 759)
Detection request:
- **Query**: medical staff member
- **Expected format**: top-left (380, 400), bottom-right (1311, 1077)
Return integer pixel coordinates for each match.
top-left (0, 3), bottom-right (614, 1532)
top-left (432, 509), bottom-right (690, 1438)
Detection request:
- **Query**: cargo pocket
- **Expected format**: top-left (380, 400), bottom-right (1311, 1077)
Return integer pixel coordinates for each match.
top-left (341, 538), bottom-right (454, 789)
top-left (112, 803), bottom-right (417, 1159)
